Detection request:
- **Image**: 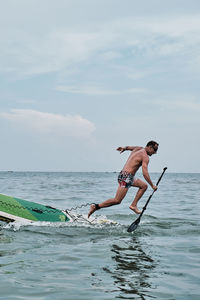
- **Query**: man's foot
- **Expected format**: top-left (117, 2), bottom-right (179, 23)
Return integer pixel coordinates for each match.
top-left (88, 204), bottom-right (97, 218)
top-left (129, 205), bottom-right (142, 214)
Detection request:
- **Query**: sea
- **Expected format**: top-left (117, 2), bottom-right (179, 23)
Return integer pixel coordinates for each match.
top-left (0, 171), bottom-right (199, 300)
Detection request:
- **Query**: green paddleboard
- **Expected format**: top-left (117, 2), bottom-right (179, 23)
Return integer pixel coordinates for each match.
top-left (0, 193), bottom-right (71, 223)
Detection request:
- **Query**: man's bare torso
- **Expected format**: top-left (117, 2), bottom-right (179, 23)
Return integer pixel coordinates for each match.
top-left (122, 147), bottom-right (148, 175)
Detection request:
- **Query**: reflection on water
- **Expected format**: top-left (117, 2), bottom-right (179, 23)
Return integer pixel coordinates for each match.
top-left (104, 237), bottom-right (156, 300)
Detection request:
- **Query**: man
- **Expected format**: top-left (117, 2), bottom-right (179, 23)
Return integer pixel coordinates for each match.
top-left (88, 140), bottom-right (159, 218)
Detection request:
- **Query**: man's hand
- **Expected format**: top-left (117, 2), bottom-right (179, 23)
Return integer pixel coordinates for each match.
top-left (152, 185), bottom-right (158, 191)
top-left (116, 147), bottom-right (126, 154)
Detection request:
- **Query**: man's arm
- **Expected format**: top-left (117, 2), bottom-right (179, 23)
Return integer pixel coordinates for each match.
top-left (142, 157), bottom-right (157, 190)
top-left (116, 146), bottom-right (143, 154)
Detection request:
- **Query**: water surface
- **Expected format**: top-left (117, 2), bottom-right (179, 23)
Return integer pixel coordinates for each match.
top-left (0, 172), bottom-right (199, 299)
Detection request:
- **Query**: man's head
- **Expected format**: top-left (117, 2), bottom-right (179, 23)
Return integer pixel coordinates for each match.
top-left (145, 140), bottom-right (159, 156)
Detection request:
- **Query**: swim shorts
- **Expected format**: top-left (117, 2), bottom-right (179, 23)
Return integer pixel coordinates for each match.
top-left (118, 171), bottom-right (135, 189)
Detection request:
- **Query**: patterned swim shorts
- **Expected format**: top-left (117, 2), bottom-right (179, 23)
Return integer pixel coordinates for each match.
top-left (118, 171), bottom-right (135, 189)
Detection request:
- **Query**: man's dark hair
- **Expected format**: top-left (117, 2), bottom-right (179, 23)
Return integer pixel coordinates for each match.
top-left (146, 140), bottom-right (159, 147)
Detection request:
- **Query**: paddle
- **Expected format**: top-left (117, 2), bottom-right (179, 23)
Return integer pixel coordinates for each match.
top-left (127, 167), bottom-right (167, 233)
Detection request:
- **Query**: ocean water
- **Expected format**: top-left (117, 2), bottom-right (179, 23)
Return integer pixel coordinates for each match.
top-left (0, 171), bottom-right (199, 300)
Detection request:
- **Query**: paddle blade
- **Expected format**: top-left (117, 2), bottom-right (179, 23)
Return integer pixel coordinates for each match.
top-left (127, 216), bottom-right (141, 232)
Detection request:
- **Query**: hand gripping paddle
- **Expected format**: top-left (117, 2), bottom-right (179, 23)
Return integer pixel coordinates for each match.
top-left (127, 167), bottom-right (167, 233)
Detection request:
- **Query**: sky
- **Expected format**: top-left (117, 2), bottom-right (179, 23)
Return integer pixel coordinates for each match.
top-left (0, 0), bottom-right (200, 172)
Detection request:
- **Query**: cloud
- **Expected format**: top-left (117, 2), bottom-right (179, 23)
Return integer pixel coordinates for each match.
top-left (0, 29), bottom-right (101, 77)
top-left (0, 109), bottom-right (95, 138)
top-left (1, 13), bottom-right (200, 78)
top-left (152, 97), bottom-right (200, 112)
top-left (56, 85), bottom-right (119, 95)
top-left (56, 84), bottom-right (147, 95)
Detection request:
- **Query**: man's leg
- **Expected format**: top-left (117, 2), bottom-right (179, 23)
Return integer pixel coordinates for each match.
top-left (129, 179), bottom-right (148, 214)
top-left (88, 185), bottom-right (128, 218)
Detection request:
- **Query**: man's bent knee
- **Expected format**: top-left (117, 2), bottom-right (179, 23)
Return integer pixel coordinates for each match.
top-left (114, 198), bottom-right (122, 205)
top-left (141, 183), bottom-right (148, 191)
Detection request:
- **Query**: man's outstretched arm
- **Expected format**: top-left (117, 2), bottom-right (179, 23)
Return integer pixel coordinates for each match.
top-left (116, 146), bottom-right (143, 153)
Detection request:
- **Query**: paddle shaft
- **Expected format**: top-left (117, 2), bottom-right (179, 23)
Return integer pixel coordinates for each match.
top-left (140, 167), bottom-right (167, 217)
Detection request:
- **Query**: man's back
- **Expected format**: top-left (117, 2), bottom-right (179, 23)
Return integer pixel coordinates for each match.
top-left (122, 148), bottom-right (148, 175)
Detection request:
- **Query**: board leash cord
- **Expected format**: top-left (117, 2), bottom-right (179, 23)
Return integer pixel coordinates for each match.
top-left (65, 202), bottom-right (93, 212)
top-left (65, 203), bottom-right (97, 224)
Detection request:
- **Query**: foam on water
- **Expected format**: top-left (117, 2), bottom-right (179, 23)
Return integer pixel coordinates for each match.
top-left (2, 212), bottom-right (119, 232)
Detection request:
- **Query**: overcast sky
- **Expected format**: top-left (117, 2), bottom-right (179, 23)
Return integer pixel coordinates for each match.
top-left (0, 0), bottom-right (200, 172)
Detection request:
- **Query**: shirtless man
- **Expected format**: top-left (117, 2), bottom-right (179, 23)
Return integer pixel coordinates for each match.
top-left (88, 140), bottom-right (159, 218)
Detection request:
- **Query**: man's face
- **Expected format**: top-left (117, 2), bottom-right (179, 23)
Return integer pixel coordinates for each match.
top-left (148, 144), bottom-right (158, 156)
top-left (151, 144), bottom-right (158, 155)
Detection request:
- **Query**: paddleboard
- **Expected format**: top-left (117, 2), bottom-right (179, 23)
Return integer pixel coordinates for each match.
top-left (0, 193), bottom-right (71, 223)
